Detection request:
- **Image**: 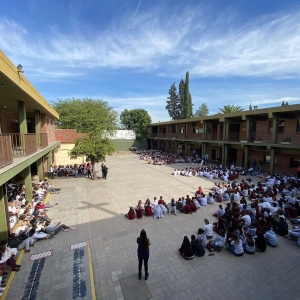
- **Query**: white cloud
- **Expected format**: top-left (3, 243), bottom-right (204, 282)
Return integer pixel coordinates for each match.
top-left (1, 4), bottom-right (299, 79)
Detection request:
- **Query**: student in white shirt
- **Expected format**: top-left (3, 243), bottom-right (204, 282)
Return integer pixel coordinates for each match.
top-left (226, 233), bottom-right (244, 256)
top-left (203, 219), bottom-right (213, 239)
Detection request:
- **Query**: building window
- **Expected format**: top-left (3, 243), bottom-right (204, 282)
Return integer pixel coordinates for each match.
top-left (297, 119), bottom-right (300, 133)
top-left (264, 155), bottom-right (277, 164)
top-left (290, 158), bottom-right (300, 168)
top-left (192, 123), bottom-right (198, 133)
top-left (180, 126), bottom-right (185, 133)
top-left (47, 118), bottom-right (49, 125)
top-left (172, 125), bottom-right (176, 133)
top-left (269, 121), bottom-right (273, 134)
top-left (162, 128), bottom-right (166, 133)
top-left (277, 120), bottom-right (284, 134)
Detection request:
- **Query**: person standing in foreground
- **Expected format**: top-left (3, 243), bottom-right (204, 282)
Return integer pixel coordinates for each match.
top-left (102, 164), bottom-right (108, 180)
top-left (49, 165), bottom-right (54, 179)
top-left (137, 229), bottom-right (151, 280)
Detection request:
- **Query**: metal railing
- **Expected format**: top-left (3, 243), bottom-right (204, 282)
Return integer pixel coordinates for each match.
top-left (0, 133), bottom-right (49, 169)
top-left (0, 135), bottom-right (13, 168)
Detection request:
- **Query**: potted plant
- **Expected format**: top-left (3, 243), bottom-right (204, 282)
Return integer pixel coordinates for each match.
top-left (254, 137), bottom-right (263, 143)
top-left (281, 137), bottom-right (291, 145)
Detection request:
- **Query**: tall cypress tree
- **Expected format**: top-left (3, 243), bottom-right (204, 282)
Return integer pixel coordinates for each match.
top-left (178, 79), bottom-right (185, 119)
top-left (183, 71), bottom-right (193, 118)
top-left (166, 83), bottom-right (180, 120)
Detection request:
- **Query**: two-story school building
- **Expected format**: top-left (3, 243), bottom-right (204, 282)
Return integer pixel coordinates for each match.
top-left (0, 50), bottom-right (61, 239)
top-left (147, 105), bottom-right (300, 176)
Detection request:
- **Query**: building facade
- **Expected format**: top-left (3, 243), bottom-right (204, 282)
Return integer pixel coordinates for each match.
top-left (147, 105), bottom-right (300, 175)
top-left (0, 50), bottom-right (61, 240)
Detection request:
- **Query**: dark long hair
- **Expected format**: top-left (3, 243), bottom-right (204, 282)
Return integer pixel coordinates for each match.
top-left (140, 229), bottom-right (149, 252)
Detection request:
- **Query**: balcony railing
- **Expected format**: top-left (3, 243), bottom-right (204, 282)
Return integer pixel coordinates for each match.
top-left (149, 131), bottom-right (300, 145)
top-left (0, 133), bottom-right (49, 169)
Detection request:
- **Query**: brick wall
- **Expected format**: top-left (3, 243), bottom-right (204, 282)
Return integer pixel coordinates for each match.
top-left (55, 129), bottom-right (86, 143)
top-left (41, 113), bottom-right (56, 143)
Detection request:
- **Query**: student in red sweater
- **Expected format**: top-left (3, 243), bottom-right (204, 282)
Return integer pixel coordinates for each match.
top-left (144, 204), bottom-right (153, 217)
top-left (125, 207), bottom-right (136, 220)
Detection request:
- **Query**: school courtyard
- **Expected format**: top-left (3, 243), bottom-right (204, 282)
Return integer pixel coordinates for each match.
top-left (5, 152), bottom-right (300, 300)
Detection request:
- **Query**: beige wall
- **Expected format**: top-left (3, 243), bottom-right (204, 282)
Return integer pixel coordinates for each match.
top-left (56, 143), bottom-right (86, 166)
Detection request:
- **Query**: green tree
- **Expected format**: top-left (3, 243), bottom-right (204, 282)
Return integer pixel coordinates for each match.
top-left (178, 79), bottom-right (185, 118)
top-left (166, 83), bottom-right (180, 120)
top-left (52, 98), bottom-right (118, 179)
top-left (69, 136), bottom-right (116, 179)
top-left (195, 103), bottom-right (209, 117)
top-left (183, 71), bottom-right (193, 118)
top-left (249, 103), bottom-right (253, 110)
top-left (120, 109), bottom-right (152, 139)
top-left (281, 100), bottom-right (285, 106)
top-left (219, 105), bottom-right (244, 114)
top-left (53, 98), bottom-right (118, 135)
top-left (285, 101), bottom-right (289, 105)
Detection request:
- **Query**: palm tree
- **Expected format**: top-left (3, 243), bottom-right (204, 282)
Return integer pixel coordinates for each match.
top-left (219, 105), bottom-right (244, 114)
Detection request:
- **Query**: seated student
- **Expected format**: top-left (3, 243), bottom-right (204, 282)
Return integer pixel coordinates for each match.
top-left (160, 202), bottom-right (168, 215)
top-left (45, 221), bottom-right (75, 236)
top-left (197, 228), bottom-right (207, 247)
top-left (158, 196), bottom-right (165, 205)
top-left (200, 194), bottom-right (207, 206)
top-left (191, 235), bottom-right (205, 257)
top-left (246, 222), bottom-right (257, 236)
top-left (144, 203), bottom-right (153, 217)
top-left (207, 193), bottom-right (214, 204)
top-left (254, 232), bottom-right (267, 252)
top-left (178, 236), bottom-right (195, 260)
top-left (240, 211), bottom-right (251, 230)
top-left (181, 203), bottom-right (192, 214)
top-left (213, 204), bottom-right (225, 218)
top-left (153, 203), bottom-right (164, 219)
top-left (176, 198), bottom-right (183, 211)
top-left (190, 201), bottom-right (197, 213)
top-left (242, 234), bottom-right (256, 254)
top-left (213, 217), bottom-right (226, 233)
top-left (206, 229), bottom-right (227, 253)
top-left (135, 200), bottom-right (145, 219)
top-left (226, 233), bottom-right (244, 256)
top-left (32, 207), bottom-right (52, 222)
top-left (287, 228), bottom-right (300, 246)
top-left (168, 199), bottom-right (177, 216)
top-left (223, 192), bottom-right (230, 201)
top-left (196, 186), bottom-right (204, 195)
top-left (192, 197), bottom-right (201, 209)
top-left (203, 219), bottom-right (213, 239)
top-left (272, 217), bottom-right (288, 236)
top-left (264, 228), bottom-right (278, 247)
top-left (125, 207), bottom-right (136, 220)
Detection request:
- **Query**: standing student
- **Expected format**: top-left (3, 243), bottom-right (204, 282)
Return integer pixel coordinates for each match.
top-left (49, 165), bottom-right (54, 179)
top-left (102, 165), bottom-right (108, 180)
top-left (137, 229), bottom-right (151, 280)
top-left (86, 163), bottom-right (91, 179)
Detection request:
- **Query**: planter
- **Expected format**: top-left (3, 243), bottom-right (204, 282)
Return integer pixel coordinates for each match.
top-left (254, 140), bottom-right (262, 144)
top-left (281, 142), bottom-right (291, 145)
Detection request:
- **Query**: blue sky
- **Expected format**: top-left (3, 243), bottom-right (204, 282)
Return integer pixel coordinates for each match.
top-left (1, 0), bottom-right (300, 122)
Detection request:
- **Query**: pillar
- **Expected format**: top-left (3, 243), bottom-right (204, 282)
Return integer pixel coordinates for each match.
top-left (35, 109), bottom-right (41, 146)
top-left (185, 141), bottom-right (188, 155)
top-left (222, 144), bottom-right (228, 166)
top-left (245, 119), bottom-right (250, 141)
top-left (270, 148), bottom-right (276, 175)
top-left (244, 146), bottom-right (249, 170)
top-left (203, 122), bottom-right (207, 140)
top-left (175, 141), bottom-right (178, 154)
top-left (18, 101), bottom-right (28, 152)
top-left (223, 120), bottom-right (229, 141)
top-left (272, 115), bottom-right (278, 144)
top-left (202, 143), bottom-right (207, 156)
top-left (23, 166), bottom-right (32, 203)
top-left (37, 157), bottom-right (44, 180)
top-left (0, 185), bottom-right (9, 241)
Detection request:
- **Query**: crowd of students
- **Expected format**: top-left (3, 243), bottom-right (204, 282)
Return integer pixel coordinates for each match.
top-left (125, 169), bottom-right (300, 261)
top-left (50, 163), bottom-right (92, 178)
top-left (0, 179), bottom-right (74, 296)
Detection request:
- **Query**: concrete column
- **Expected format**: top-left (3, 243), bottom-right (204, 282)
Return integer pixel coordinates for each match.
top-left (245, 119), bottom-right (250, 141)
top-left (0, 185), bottom-right (9, 241)
top-left (244, 146), bottom-right (249, 170)
top-left (18, 101), bottom-right (28, 152)
top-left (37, 157), bottom-right (44, 180)
top-left (203, 122), bottom-right (207, 140)
top-left (202, 143), bottom-right (206, 157)
top-left (18, 101), bottom-right (28, 134)
top-left (272, 115), bottom-right (278, 144)
top-left (270, 148), bottom-right (276, 175)
top-left (34, 110), bottom-right (41, 146)
top-left (23, 166), bottom-right (32, 203)
top-left (223, 144), bottom-right (228, 166)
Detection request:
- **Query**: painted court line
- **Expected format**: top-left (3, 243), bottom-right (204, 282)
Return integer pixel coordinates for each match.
top-left (87, 241), bottom-right (96, 300)
top-left (70, 241), bottom-right (87, 250)
top-left (29, 250), bottom-right (53, 261)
